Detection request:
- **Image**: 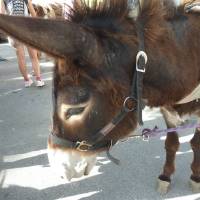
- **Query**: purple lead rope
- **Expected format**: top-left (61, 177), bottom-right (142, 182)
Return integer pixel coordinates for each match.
top-left (112, 122), bottom-right (200, 165)
top-left (142, 122), bottom-right (200, 139)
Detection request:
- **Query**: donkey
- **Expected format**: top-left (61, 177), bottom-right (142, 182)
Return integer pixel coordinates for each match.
top-left (1, 0), bottom-right (200, 194)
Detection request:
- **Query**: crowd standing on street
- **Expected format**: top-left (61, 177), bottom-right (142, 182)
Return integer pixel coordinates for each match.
top-left (0, 0), bottom-right (45, 87)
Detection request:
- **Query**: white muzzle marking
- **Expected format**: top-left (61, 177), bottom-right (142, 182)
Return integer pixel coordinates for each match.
top-left (48, 147), bottom-right (97, 181)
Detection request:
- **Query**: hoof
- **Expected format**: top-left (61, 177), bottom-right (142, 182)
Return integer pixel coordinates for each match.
top-left (157, 178), bottom-right (170, 194)
top-left (189, 178), bottom-right (200, 193)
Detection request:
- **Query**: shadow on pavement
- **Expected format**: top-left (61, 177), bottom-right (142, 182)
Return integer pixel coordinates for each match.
top-left (0, 132), bottom-right (199, 200)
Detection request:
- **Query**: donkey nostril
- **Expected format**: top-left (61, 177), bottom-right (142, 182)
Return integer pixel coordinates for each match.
top-left (65, 107), bottom-right (85, 120)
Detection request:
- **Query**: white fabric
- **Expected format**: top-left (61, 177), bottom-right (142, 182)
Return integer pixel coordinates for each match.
top-left (177, 84), bottom-right (200, 104)
top-left (5, 0), bottom-right (29, 16)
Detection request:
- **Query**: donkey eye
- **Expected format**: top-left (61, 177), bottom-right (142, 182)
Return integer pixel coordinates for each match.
top-left (65, 107), bottom-right (85, 120)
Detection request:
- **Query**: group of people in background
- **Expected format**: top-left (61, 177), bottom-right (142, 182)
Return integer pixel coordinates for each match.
top-left (0, 0), bottom-right (78, 88)
top-left (0, 0), bottom-right (45, 87)
top-left (0, 0), bottom-right (78, 89)
top-left (0, 0), bottom-right (139, 88)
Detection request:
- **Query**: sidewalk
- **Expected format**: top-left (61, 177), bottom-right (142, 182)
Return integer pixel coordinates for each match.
top-left (0, 43), bottom-right (16, 61)
top-left (0, 43), bottom-right (54, 91)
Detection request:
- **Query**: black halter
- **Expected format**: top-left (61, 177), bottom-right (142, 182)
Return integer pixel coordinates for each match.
top-left (50, 15), bottom-right (148, 155)
top-left (50, 54), bottom-right (147, 150)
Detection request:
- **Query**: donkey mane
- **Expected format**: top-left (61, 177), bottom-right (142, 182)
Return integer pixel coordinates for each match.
top-left (68, 0), bottom-right (181, 42)
top-left (70, 0), bottom-right (129, 21)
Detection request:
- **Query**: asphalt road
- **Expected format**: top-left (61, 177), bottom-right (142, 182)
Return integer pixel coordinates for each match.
top-left (0, 43), bottom-right (200, 200)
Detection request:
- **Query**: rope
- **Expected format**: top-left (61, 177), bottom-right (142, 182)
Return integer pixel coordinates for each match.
top-left (120, 122), bottom-right (200, 142)
top-left (142, 122), bottom-right (200, 137)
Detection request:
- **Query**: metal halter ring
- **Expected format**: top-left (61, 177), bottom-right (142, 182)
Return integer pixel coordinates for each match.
top-left (75, 141), bottom-right (92, 151)
top-left (142, 134), bottom-right (150, 142)
top-left (123, 96), bottom-right (137, 112)
top-left (136, 51), bottom-right (148, 73)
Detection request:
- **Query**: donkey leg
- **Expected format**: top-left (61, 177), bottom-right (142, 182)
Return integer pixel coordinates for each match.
top-left (158, 132), bottom-right (180, 194)
top-left (190, 128), bottom-right (200, 192)
top-left (157, 107), bottom-right (181, 194)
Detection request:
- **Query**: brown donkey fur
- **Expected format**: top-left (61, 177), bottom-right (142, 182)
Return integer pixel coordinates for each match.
top-left (32, 3), bottom-right (64, 60)
top-left (1, 0), bottom-right (200, 193)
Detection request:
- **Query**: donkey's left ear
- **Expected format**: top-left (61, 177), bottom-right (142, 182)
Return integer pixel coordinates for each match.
top-left (0, 14), bottom-right (102, 63)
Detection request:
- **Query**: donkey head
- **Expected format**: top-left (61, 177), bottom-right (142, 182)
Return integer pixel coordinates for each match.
top-left (0, 0), bottom-right (146, 180)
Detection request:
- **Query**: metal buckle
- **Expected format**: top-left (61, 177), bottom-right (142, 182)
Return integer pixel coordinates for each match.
top-left (123, 96), bottom-right (136, 112)
top-left (76, 141), bottom-right (92, 151)
top-left (142, 134), bottom-right (150, 142)
top-left (136, 51), bottom-right (148, 73)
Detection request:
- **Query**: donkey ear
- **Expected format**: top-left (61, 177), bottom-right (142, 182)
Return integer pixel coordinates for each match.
top-left (0, 14), bottom-right (101, 63)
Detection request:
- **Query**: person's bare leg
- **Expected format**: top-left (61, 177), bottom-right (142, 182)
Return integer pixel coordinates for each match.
top-left (16, 45), bottom-right (29, 81)
top-left (27, 46), bottom-right (41, 79)
top-left (27, 46), bottom-right (45, 87)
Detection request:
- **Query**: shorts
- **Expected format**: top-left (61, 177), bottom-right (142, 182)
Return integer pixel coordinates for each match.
top-left (8, 37), bottom-right (23, 48)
